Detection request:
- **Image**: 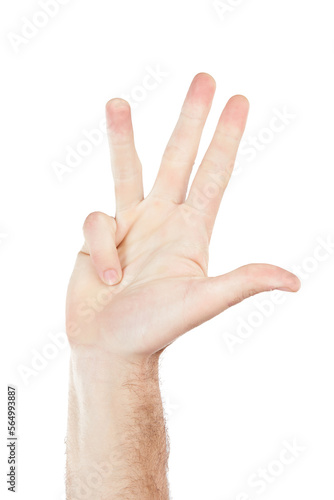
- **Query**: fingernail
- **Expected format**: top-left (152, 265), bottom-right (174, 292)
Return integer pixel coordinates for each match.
top-left (103, 269), bottom-right (119, 285)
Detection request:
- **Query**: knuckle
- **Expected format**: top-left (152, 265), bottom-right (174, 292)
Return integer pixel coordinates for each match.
top-left (244, 288), bottom-right (258, 299)
top-left (242, 265), bottom-right (256, 280)
top-left (83, 211), bottom-right (104, 230)
top-left (163, 142), bottom-right (189, 164)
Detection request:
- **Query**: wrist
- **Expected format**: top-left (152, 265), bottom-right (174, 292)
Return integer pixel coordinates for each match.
top-left (69, 343), bottom-right (160, 387)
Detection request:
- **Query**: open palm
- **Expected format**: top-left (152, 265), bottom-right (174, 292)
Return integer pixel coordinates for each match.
top-left (66, 73), bottom-right (299, 360)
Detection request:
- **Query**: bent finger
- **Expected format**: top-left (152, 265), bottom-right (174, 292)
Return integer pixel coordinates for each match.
top-left (82, 211), bottom-right (122, 285)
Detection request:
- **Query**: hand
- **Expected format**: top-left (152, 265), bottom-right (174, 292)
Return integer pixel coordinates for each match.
top-left (66, 73), bottom-right (300, 361)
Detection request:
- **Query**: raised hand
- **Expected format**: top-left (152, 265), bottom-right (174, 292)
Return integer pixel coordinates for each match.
top-left (66, 73), bottom-right (300, 361)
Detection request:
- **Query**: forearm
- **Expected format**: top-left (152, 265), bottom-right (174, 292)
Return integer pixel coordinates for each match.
top-left (66, 346), bottom-right (169, 499)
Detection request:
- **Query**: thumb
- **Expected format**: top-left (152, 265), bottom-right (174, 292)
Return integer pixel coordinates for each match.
top-left (82, 211), bottom-right (122, 286)
top-left (186, 264), bottom-right (300, 327)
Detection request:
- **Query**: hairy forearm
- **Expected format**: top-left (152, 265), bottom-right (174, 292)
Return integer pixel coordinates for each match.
top-left (66, 346), bottom-right (169, 499)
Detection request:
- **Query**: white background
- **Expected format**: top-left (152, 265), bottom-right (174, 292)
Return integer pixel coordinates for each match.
top-left (1, 0), bottom-right (334, 499)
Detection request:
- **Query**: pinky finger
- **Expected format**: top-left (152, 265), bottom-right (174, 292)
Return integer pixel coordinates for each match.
top-left (82, 211), bottom-right (122, 286)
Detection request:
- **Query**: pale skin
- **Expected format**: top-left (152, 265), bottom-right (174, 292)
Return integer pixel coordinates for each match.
top-left (65, 73), bottom-right (300, 499)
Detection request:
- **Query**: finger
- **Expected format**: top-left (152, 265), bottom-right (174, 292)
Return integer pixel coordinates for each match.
top-left (82, 211), bottom-right (122, 286)
top-left (151, 73), bottom-right (216, 203)
top-left (185, 264), bottom-right (301, 328)
top-left (186, 95), bottom-right (249, 235)
top-left (106, 99), bottom-right (144, 213)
